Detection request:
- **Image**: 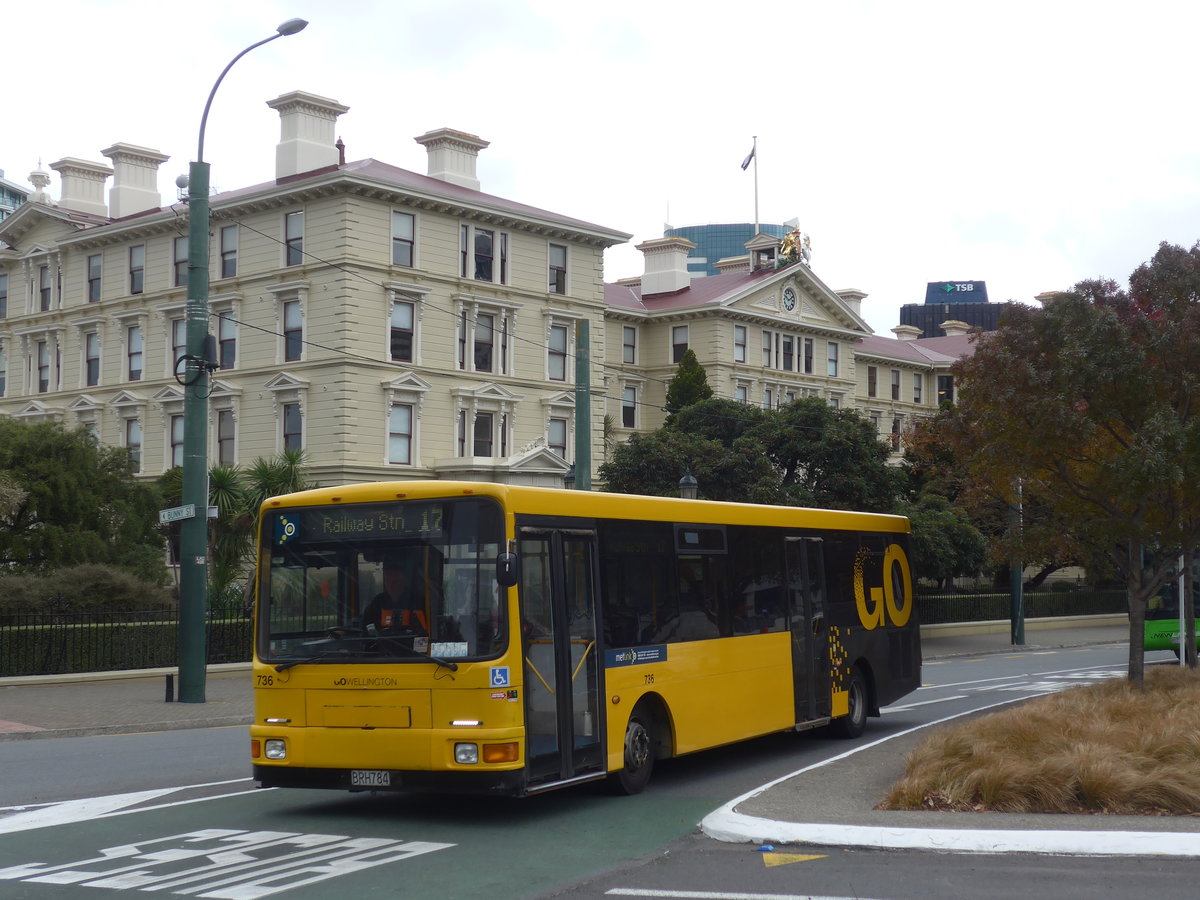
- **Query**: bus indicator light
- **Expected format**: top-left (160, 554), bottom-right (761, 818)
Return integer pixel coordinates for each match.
top-left (483, 742), bottom-right (519, 763)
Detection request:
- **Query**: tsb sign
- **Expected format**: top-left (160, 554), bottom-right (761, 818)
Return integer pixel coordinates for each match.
top-left (853, 543), bottom-right (913, 630)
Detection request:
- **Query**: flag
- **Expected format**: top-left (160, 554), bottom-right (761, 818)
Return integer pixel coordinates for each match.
top-left (740, 145), bottom-right (756, 170)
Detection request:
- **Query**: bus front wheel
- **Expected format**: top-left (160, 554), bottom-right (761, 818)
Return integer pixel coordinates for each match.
top-left (611, 708), bottom-right (655, 794)
top-left (829, 666), bottom-right (868, 739)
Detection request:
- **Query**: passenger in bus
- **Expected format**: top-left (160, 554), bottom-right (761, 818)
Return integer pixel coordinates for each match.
top-left (359, 555), bottom-right (428, 634)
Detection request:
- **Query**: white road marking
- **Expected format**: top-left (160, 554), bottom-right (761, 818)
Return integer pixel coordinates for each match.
top-left (0, 778), bottom-right (257, 835)
top-left (702, 694), bottom-right (1200, 857)
top-left (607, 890), bottom-right (879, 899)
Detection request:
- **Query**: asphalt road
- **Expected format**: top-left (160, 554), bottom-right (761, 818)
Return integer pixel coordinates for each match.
top-left (1, 644), bottom-right (1192, 900)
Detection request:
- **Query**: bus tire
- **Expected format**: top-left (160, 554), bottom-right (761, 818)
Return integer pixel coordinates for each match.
top-left (610, 706), bottom-right (655, 795)
top-left (829, 666), bottom-right (868, 739)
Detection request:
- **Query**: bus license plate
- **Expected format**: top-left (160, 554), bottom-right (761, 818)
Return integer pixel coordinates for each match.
top-left (350, 770), bottom-right (391, 787)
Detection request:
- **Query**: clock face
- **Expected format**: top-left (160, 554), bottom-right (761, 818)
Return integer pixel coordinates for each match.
top-left (783, 288), bottom-right (796, 311)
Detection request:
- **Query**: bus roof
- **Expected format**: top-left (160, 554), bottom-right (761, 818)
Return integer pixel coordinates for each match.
top-left (262, 481), bottom-right (911, 535)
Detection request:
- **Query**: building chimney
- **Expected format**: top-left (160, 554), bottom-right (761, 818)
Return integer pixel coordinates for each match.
top-left (835, 288), bottom-right (867, 318)
top-left (48, 158), bottom-right (112, 216)
top-left (267, 91), bottom-right (350, 179)
top-left (939, 319), bottom-right (973, 336)
top-left (1035, 290), bottom-right (1066, 306)
top-left (101, 143), bottom-right (169, 218)
top-left (414, 128), bottom-right (489, 191)
top-left (637, 236), bottom-right (695, 296)
top-left (891, 324), bottom-right (923, 341)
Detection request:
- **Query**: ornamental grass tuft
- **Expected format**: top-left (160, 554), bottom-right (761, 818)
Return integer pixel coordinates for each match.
top-left (878, 666), bottom-right (1200, 815)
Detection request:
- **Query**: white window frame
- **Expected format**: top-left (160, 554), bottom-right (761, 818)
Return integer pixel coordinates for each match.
top-left (541, 391), bottom-right (575, 463)
top-left (382, 373), bottom-right (430, 467)
top-left (548, 242), bottom-right (567, 294)
top-left (733, 325), bottom-right (747, 363)
top-left (622, 325), bottom-right (637, 364)
top-left (388, 403), bottom-right (414, 465)
top-left (216, 407), bottom-right (237, 466)
top-left (219, 224), bottom-right (238, 279)
top-left (209, 292), bottom-right (243, 373)
top-left (264, 372), bottom-right (310, 454)
top-left (392, 210), bottom-right (416, 268)
top-left (284, 210), bottom-right (304, 267)
top-left (453, 294), bottom-right (520, 375)
top-left (266, 282), bottom-right (308, 364)
top-left (173, 236), bottom-right (188, 287)
top-left (385, 282), bottom-right (430, 365)
top-left (460, 223), bottom-right (509, 285)
top-left (451, 383), bottom-right (519, 459)
top-left (671, 324), bottom-right (689, 364)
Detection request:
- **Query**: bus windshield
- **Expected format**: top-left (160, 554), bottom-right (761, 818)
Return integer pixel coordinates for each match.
top-left (258, 497), bottom-right (507, 666)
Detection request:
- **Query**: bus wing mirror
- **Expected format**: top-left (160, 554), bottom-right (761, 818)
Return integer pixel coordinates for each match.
top-left (496, 552), bottom-right (518, 588)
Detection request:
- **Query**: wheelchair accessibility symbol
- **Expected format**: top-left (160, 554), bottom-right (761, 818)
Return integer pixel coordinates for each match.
top-left (490, 667), bottom-right (510, 688)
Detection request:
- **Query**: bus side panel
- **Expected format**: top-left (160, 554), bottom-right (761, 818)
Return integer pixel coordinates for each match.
top-left (822, 532), bottom-right (921, 715)
top-left (602, 632), bottom-right (794, 772)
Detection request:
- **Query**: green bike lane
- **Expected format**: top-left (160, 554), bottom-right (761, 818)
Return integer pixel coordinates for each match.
top-left (0, 780), bottom-right (723, 899)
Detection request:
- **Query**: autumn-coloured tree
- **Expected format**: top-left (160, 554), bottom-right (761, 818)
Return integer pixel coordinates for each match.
top-left (947, 243), bottom-right (1200, 684)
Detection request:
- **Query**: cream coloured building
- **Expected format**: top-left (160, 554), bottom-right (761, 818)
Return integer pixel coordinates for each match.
top-left (0, 91), bottom-right (629, 488)
top-left (602, 236), bottom-right (970, 449)
top-left (0, 89), bottom-right (970, 491)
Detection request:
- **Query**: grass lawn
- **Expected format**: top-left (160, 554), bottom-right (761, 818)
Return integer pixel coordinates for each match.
top-left (878, 666), bottom-right (1200, 815)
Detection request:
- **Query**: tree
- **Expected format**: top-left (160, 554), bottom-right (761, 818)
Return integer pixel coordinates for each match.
top-left (904, 410), bottom-right (1084, 588)
top-left (0, 420), bottom-right (165, 581)
top-left (601, 397), bottom-right (900, 512)
top-left (946, 244), bottom-right (1200, 684)
top-left (757, 399), bottom-right (900, 511)
top-left (664, 349), bottom-right (713, 421)
top-left (897, 493), bottom-right (987, 588)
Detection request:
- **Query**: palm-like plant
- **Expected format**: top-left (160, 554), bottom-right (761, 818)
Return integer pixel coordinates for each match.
top-left (156, 450), bottom-right (310, 612)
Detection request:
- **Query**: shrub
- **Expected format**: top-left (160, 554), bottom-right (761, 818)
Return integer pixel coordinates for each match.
top-left (0, 564), bottom-right (175, 614)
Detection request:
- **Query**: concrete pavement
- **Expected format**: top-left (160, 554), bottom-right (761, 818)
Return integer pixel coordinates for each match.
top-left (4, 615), bottom-right (1197, 856)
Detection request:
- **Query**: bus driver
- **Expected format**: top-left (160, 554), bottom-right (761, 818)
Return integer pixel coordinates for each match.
top-left (360, 555), bottom-right (428, 635)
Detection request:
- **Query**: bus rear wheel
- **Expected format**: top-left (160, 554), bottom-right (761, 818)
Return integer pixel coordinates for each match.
top-left (829, 666), bottom-right (867, 739)
top-left (610, 707), bottom-right (655, 794)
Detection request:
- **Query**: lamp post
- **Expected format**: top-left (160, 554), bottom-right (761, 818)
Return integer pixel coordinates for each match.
top-left (679, 471), bottom-right (698, 500)
top-left (178, 18), bottom-right (308, 703)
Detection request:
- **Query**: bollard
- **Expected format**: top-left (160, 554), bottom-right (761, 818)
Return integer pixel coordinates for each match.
top-left (165, 673), bottom-right (175, 702)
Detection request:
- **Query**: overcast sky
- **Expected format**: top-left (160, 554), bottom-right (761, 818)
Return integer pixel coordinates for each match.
top-left (7, 0), bottom-right (1199, 335)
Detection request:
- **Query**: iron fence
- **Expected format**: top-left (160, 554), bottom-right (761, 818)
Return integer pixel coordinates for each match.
top-left (0, 588), bottom-right (1129, 676)
top-left (916, 588), bottom-right (1127, 624)
top-left (0, 610), bottom-right (253, 677)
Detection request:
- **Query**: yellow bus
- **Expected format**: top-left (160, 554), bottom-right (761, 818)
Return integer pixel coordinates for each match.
top-left (251, 481), bottom-right (919, 796)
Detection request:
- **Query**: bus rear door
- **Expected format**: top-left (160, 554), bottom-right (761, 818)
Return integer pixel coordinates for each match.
top-left (517, 527), bottom-right (604, 790)
top-left (786, 536), bottom-right (830, 724)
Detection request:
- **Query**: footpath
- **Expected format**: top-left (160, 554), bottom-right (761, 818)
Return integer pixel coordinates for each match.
top-left (3, 615), bottom-right (1197, 856)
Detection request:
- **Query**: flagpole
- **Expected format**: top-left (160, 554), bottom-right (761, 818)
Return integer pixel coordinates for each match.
top-left (741, 137), bottom-right (759, 233)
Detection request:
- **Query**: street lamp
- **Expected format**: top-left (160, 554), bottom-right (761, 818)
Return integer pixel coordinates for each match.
top-left (178, 18), bottom-right (308, 703)
top-left (679, 471), bottom-right (698, 500)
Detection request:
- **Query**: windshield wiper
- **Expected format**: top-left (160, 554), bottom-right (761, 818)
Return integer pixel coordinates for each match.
top-left (274, 646), bottom-right (346, 672)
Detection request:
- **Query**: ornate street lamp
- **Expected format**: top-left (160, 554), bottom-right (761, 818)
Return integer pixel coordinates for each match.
top-left (679, 471), bottom-right (699, 500)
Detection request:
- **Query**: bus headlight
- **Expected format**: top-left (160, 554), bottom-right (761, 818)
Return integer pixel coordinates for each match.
top-left (264, 739), bottom-right (287, 760)
top-left (454, 743), bottom-right (479, 765)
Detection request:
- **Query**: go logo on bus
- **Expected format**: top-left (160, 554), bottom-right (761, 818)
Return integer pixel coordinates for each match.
top-left (853, 543), bottom-right (913, 630)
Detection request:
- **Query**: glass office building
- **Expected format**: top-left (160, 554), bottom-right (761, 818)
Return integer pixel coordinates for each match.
top-left (665, 223), bottom-right (789, 277)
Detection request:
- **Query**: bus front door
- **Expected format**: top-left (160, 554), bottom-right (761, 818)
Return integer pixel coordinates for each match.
top-left (786, 537), bottom-right (830, 723)
top-left (518, 528), bottom-right (604, 788)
